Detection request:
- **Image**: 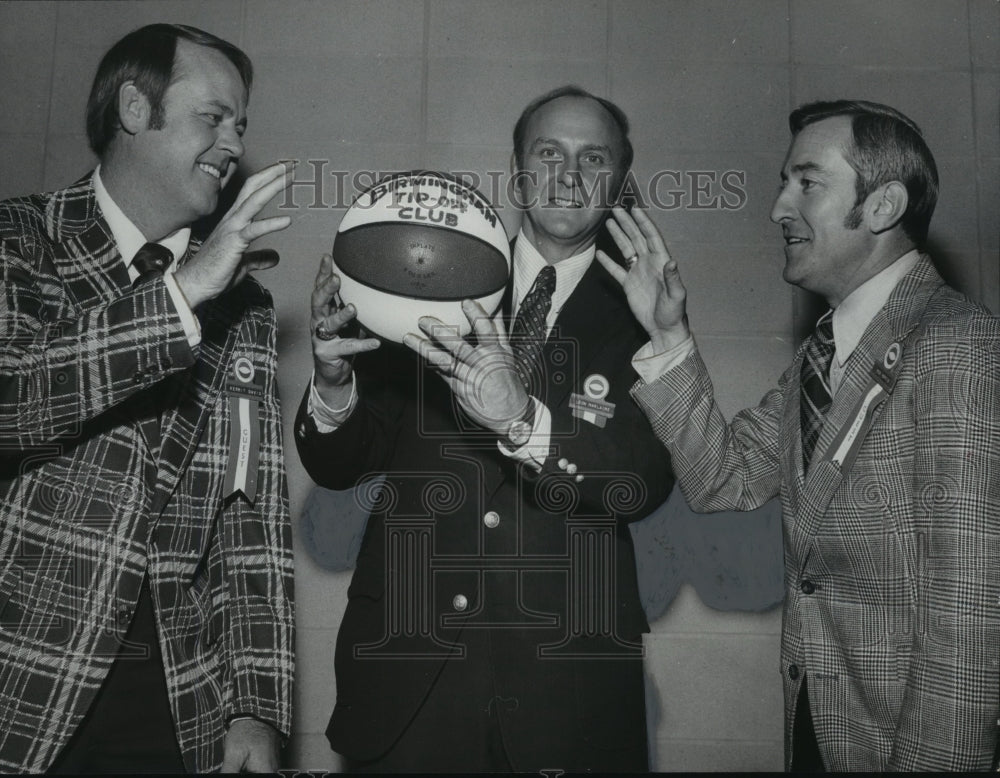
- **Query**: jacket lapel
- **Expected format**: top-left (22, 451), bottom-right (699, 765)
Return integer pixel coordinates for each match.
top-left (543, 260), bottom-right (626, 410)
top-left (151, 286), bottom-right (250, 512)
top-left (794, 256), bottom-right (946, 533)
top-left (47, 175), bottom-right (161, 454)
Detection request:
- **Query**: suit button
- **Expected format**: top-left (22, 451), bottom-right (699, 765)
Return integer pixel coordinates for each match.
top-left (452, 594), bottom-right (468, 612)
top-left (133, 372), bottom-right (144, 383)
top-left (801, 580), bottom-right (815, 595)
top-left (788, 664), bottom-right (800, 680)
top-left (118, 606), bottom-right (134, 624)
top-left (483, 511), bottom-right (500, 529)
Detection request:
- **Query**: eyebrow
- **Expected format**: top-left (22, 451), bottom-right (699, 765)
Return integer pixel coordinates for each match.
top-left (780, 161), bottom-right (825, 179)
top-left (531, 138), bottom-right (615, 157)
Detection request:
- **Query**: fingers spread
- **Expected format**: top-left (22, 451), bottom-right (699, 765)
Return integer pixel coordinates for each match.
top-left (463, 299), bottom-right (499, 345)
top-left (243, 248), bottom-right (280, 272)
top-left (231, 160), bottom-right (296, 213)
top-left (595, 249), bottom-right (628, 285)
top-left (241, 214), bottom-right (292, 243)
top-left (604, 217), bottom-right (635, 261)
top-left (610, 206), bottom-right (648, 253)
top-left (311, 266), bottom-right (341, 321)
top-left (632, 208), bottom-right (669, 255)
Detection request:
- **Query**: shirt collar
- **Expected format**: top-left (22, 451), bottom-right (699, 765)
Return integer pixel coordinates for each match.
top-left (512, 230), bottom-right (594, 314)
top-left (93, 166), bottom-right (191, 268)
top-left (831, 249), bottom-right (921, 366)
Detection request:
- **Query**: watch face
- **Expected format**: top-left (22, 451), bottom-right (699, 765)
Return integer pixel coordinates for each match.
top-left (508, 420), bottom-right (532, 446)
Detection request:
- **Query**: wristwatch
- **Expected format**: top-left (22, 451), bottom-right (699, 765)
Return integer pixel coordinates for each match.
top-left (501, 401), bottom-right (536, 449)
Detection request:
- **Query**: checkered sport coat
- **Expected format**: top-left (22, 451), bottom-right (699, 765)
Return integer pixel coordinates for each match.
top-left (632, 256), bottom-right (1000, 770)
top-left (0, 174), bottom-right (294, 772)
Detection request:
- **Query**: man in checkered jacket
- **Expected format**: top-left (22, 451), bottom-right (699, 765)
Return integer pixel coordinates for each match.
top-left (0, 24), bottom-right (294, 772)
top-left (598, 99), bottom-right (1000, 770)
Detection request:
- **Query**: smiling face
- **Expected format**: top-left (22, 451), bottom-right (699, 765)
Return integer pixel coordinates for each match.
top-left (770, 116), bottom-right (879, 306)
top-left (129, 39), bottom-right (247, 236)
top-left (515, 96), bottom-right (626, 262)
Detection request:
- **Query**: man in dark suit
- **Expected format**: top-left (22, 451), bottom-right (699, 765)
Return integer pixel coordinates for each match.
top-left (599, 99), bottom-right (1000, 770)
top-left (295, 86), bottom-right (674, 772)
top-left (0, 24), bottom-right (295, 773)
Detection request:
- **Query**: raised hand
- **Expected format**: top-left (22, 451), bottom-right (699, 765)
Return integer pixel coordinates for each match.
top-left (595, 206), bottom-right (691, 353)
top-left (174, 160), bottom-right (296, 308)
top-left (310, 253), bottom-right (381, 404)
top-left (402, 299), bottom-right (529, 436)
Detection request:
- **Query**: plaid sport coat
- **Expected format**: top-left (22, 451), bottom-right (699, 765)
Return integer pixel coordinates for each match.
top-left (0, 174), bottom-right (294, 772)
top-left (632, 256), bottom-right (1000, 770)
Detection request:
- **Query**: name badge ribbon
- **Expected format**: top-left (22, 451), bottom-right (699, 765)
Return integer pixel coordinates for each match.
top-left (223, 356), bottom-right (263, 504)
top-left (569, 374), bottom-right (616, 428)
top-left (824, 339), bottom-right (907, 472)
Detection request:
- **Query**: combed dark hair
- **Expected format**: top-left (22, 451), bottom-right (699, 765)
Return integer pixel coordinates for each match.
top-left (512, 85), bottom-right (634, 181)
top-left (86, 23), bottom-right (252, 157)
top-left (789, 99), bottom-right (938, 246)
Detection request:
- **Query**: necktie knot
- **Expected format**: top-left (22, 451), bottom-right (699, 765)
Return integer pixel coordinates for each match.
top-left (132, 242), bottom-right (172, 285)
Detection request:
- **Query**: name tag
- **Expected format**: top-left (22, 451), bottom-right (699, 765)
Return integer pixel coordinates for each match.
top-left (223, 357), bottom-right (262, 504)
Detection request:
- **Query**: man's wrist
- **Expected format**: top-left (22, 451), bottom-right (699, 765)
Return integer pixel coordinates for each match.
top-left (649, 322), bottom-right (691, 355)
top-left (500, 399), bottom-right (537, 449)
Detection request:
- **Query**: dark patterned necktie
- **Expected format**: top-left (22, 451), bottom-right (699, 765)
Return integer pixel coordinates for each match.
top-left (131, 242), bottom-right (172, 286)
top-left (510, 265), bottom-right (556, 391)
top-left (800, 310), bottom-right (836, 470)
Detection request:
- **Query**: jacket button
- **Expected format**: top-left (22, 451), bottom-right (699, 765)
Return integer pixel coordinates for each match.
top-left (452, 594), bottom-right (468, 612)
top-left (801, 580), bottom-right (815, 595)
top-left (483, 511), bottom-right (500, 529)
top-left (788, 664), bottom-right (800, 680)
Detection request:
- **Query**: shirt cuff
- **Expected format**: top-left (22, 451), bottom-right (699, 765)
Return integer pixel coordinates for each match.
top-left (163, 271), bottom-right (201, 348)
top-left (632, 334), bottom-right (696, 384)
top-left (308, 371), bottom-right (357, 432)
top-left (497, 397), bottom-right (550, 471)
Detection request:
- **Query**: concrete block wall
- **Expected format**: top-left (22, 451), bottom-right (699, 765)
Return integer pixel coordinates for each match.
top-left (0, 0), bottom-right (995, 771)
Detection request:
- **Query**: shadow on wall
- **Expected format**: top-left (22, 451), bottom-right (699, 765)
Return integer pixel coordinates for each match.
top-left (300, 480), bottom-right (784, 771)
top-left (300, 480), bottom-right (784, 617)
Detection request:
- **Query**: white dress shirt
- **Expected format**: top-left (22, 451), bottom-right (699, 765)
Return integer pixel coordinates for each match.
top-left (93, 167), bottom-right (201, 348)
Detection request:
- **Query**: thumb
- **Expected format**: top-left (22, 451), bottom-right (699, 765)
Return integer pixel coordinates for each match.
top-left (244, 248), bottom-right (280, 272)
top-left (662, 257), bottom-right (685, 299)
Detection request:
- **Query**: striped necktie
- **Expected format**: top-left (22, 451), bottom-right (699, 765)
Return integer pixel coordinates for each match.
top-left (800, 310), bottom-right (835, 470)
top-left (510, 265), bottom-right (556, 392)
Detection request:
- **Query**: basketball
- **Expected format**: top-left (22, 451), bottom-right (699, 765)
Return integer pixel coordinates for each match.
top-left (332, 171), bottom-right (511, 343)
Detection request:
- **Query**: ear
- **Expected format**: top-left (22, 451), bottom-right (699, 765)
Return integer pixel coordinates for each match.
top-left (868, 181), bottom-right (908, 234)
top-left (117, 82), bottom-right (151, 136)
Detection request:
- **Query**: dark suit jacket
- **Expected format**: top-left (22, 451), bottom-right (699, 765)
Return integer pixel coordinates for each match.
top-left (296, 248), bottom-right (674, 771)
top-left (633, 256), bottom-right (1000, 770)
top-left (0, 175), bottom-right (295, 772)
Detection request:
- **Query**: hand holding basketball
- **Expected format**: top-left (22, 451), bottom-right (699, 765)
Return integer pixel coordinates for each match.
top-left (403, 299), bottom-right (529, 436)
top-left (311, 253), bottom-right (380, 403)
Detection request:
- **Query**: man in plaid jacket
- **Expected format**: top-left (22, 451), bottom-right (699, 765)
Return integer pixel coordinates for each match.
top-left (597, 100), bottom-right (1000, 770)
top-left (0, 24), bottom-right (295, 772)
